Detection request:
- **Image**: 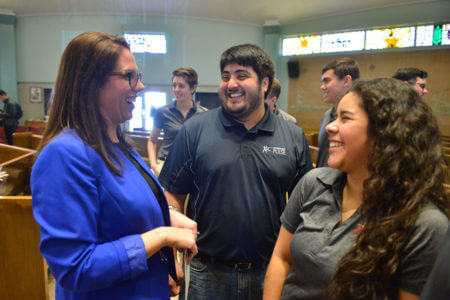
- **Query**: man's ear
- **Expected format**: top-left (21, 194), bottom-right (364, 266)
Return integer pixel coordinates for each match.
top-left (343, 75), bottom-right (353, 87)
top-left (190, 84), bottom-right (197, 95)
top-left (262, 77), bottom-right (269, 93)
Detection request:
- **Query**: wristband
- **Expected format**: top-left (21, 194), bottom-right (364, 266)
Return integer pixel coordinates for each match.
top-left (168, 205), bottom-right (180, 212)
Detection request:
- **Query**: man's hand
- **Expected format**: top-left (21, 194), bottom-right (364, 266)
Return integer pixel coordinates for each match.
top-left (170, 209), bottom-right (197, 239)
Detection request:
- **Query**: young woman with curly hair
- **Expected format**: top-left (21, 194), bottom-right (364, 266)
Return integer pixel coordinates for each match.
top-left (263, 78), bottom-right (449, 300)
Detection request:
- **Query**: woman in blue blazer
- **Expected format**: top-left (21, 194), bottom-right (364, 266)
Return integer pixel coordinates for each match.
top-left (31, 31), bottom-right (198, 300)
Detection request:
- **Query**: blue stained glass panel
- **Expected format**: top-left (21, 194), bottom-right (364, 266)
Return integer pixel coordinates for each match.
top-left (321, 31), bottom-right (365, 53)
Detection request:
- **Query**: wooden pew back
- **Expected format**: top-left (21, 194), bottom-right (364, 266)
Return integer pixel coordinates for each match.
top-left (13, 132), bottom-right (43, 150)
top-left (25, 120), bottom-right (47, 134)
top-left (304, 132), bottom-right (319, 148)
top-left (124, 131), bottom-right (154, 161)
top-left (309, 145), bottom-right (319, 167)
top-left (0, 196), bottom-right (49, 299)
top-left (0, 144), bottom-right (35, 195)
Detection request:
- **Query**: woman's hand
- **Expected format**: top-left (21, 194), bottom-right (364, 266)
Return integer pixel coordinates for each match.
top-left (141, 227), bottom-right (198, 262)
top-left (170, 209), bottom-right (197, 238)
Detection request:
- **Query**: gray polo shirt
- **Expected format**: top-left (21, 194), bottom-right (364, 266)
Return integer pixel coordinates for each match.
top-left (281, 167), bottom-right (448, 299)
top-left (153, 100), bottom-right (207, 160)
top-left (316, 107), bottom-right (336, 168)
top-left (274, 107), bottom-right (297, 125)
top-left (159, 105), bottom-right (313, 264)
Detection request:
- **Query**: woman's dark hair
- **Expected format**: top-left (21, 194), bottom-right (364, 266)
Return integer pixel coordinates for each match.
top-left (172, 67), bottom-right (198, 93)
top-left (36, 31), bottom-right (131, 175)
top-left (327, 78), bottom-right (449, 299)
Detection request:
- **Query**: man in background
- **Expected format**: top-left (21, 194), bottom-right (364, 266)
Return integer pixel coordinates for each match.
top-left (265, 78), bottom-right (297, 125)
top-left (317, 58), bottom-right (360, 168)
top-left (0, 89), bottom-right (18, 145)
top-left (393, 67), bottom-right (428, 97)
top-left (159, 44), bottom-right (313, 299)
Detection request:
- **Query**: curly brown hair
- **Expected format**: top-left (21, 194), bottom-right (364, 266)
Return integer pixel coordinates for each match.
top-left (327, 78), bottom-right (449, 299)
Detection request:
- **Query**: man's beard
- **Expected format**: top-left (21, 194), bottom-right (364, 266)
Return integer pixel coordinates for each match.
top-left (220, 85), bottom-right (264, 121)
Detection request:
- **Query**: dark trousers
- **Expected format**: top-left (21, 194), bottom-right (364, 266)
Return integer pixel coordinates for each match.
top-left (4, 125), bottom-right (16, 145)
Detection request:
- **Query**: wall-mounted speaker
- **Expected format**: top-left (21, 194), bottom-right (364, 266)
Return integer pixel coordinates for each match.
top-left (287, 60), bottom-right (300, 78)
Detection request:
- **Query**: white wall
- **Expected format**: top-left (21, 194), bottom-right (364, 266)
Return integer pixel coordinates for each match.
top-left (15, 15), bottom-right (262, 85)
top-left (14, 14), bottom-right (263, 120)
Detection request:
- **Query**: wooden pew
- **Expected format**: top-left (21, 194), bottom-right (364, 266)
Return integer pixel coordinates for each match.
top-left (124, 131), bottom-right (164, 166)
top-left (443, 146), bottom-right (450, 155)
top-left (125, 131), bottom-right (150, 159)
top-left (0, 196), bottom-right (49, 299)
top-left (301, 126), bottom-right (320, 134)
top-left (25, 120), bottom-right (47, 135)
top-left (0, 127), bottom-right (8, 144)
top-left (304, 132), bottom-right (319, 148)
top-left (309, 145), bottom-right (319, 167)
top-left (0, 144), bottom-right (35, 195)
top-left (13, 132), bottom-right (43, 150)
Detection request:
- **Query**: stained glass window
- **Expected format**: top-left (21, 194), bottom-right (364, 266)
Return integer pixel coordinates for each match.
top-left (416, 25), bottom-right (434, 46)
top-left (321, 31), bottom-right (365, 53)
top-left (281, 23), bottom-right (449, 56)
top-left (365, 27), bottom-right (415, 50)
top-left (124, 33), bottom-right (166, 54)
top-left (282, 35), bottom-right (321, 55)
top-left (441, 24), bottom-right (450, 45)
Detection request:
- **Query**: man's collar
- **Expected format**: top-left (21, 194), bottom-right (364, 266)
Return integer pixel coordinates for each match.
top-left (168, 99), bottom-right (197, 111)
top-left (168, 100), bottom-right (177, 109)
top-left (218, 103), bottom-right (275, 133)
top-left (273, 105), bottom-right (280, 115)
top-left (330, 106), bottom-right (337, 119)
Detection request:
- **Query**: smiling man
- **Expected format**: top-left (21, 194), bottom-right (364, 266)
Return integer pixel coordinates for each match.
top-left (159, 44), bottom-right (313, 299)
top-left (317, 58), bottom-right (360, 168)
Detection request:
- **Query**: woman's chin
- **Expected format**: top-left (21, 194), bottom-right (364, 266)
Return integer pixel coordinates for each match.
top-left (327, 159), bottom-right (340, 170)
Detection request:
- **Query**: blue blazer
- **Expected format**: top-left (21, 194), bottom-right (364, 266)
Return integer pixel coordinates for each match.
top-left (31, 130), bottom-right (175, 300)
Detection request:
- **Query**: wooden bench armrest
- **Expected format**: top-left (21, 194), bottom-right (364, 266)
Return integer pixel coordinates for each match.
top-left (0, 151), bottom-right (36, 168)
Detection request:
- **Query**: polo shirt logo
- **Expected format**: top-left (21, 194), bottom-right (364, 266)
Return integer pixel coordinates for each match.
top-left (262, 145), bottom-right (286, 155)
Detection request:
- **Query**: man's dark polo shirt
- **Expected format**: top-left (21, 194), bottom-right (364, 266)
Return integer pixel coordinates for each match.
top-left (154, 100), bottom-right (207, 160)
top-left (316, 107), bottom-right (336, 168)
top-left (159, 105), bottom-right (313, 264)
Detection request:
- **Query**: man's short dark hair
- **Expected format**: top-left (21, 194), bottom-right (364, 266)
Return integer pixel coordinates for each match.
top-left (220, 44), bottom-right (274, 98)
top-left (392, 67), bottom-right (428, 82)
top-left (172, 67), bottom-right (198, 89)
top-left (322, 57), bottom-right (360, 81)
top-left (267, 78), bottom-right (281, 100)
top-left (0, 89), bottom-right (6, 96)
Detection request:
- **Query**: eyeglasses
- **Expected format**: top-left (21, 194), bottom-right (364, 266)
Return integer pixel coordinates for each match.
top-left (109, 70), bottom-right (143, 89)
